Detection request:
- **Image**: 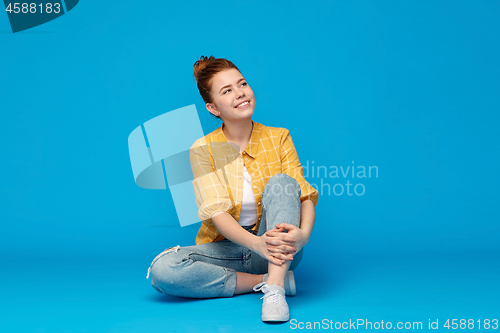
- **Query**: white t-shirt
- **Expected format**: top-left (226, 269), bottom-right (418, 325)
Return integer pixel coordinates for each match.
top-left (238, 165), bottom-right (258, 226)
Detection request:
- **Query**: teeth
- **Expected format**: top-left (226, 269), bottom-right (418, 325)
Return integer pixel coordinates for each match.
top-left (236, 101), bottom-right (249, 108)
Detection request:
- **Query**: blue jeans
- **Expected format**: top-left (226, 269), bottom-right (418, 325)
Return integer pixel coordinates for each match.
top-left (147, 173), bottom-right (304, 298)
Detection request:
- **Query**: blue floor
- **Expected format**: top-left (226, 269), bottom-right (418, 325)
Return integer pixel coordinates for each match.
top-left (1, 251), bottom-right (498, 332)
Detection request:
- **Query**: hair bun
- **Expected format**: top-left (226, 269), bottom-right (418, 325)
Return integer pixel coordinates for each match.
top-left (192, 55), bottom-right (240, 118)
top-left (193, 55), bottom-right (215, 83)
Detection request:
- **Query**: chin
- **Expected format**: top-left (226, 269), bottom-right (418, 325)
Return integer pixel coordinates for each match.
top-left (233, 106), bottom-right (254, 118)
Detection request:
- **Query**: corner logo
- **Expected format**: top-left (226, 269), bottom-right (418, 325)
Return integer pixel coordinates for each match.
top-left (3, 0), bottom-right (79, 33)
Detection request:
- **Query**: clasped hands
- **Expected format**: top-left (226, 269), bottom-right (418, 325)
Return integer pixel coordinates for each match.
top-left (253, 223), bottom-right (309, 266)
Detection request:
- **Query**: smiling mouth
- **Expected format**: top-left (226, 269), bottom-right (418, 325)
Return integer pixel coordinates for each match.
top-left (235, 101), bottom-right (250, 109)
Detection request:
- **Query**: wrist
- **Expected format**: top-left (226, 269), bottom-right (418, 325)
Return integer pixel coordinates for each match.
top-left (248, 234), bottom-right (260, 253)
top-left (300, 228), bottom-right (312, 244)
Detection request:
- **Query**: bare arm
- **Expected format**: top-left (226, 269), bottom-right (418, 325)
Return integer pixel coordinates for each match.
top-left (299, 199), bottom-right (316, 240)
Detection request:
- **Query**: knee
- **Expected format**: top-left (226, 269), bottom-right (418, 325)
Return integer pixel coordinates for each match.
top-left (264, 173), bottom-right (301, 199)
top-left (149, 251), bottom-right (187, 295)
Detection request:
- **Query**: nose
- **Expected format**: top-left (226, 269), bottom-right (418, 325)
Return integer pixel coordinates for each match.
top-left (236, 86), bottom-right (245, 98)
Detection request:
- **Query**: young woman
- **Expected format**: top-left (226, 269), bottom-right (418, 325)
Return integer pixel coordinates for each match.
top-left (146, 56), bottom-right (319, 323)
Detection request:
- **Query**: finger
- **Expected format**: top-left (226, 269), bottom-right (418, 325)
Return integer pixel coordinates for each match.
top-left (265, 238), bottom-right (286, 246)
top-left (269, 250), bottom-right (293, 260)
top-left (276, 223), bottom-right (296, 231)
top-left (265, 232), bottom-right (296, 242)
top-left (268, 255), bottom-right (284, 265)
top-left (267, 246), bottom-right (283, 253)
top-left (275, 252), bottom-right (294, 261)
top-left (265, 228), bottom-right (284, 236)
top-left (268, 244), bottom-right (297, 253)
top-left (266, 232), bottom-right (296, 243)
top-left (268, 245), bottom-right (297, 254)
top-left (274, 234), bottom-right (296, 243)
top-left (280, 244), bottom-right (297, 253)
top-left (265, 237), bottom-right (297, 247)
top-left (270, 253), bottom-right (291, 263)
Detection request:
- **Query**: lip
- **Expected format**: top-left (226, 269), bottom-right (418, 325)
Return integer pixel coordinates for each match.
top-left (234, 100), bottom-right (251, 108)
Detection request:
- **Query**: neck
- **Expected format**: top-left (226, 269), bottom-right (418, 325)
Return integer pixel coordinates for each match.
top-left (222, 118), bottom-right (253, 150)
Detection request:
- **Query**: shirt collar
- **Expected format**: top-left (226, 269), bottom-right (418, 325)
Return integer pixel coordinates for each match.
top-left (214, 120), bottom-right (260, 159)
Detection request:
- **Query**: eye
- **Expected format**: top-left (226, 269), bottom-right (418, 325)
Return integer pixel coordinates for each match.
top-left (223, 89), bottom-right (231, 94)
top-left (241, 82), bottom-right (247, 87)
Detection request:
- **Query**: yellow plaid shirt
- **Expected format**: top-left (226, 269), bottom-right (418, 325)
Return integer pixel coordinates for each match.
top-left (190, 121), bottom-right (319, 245)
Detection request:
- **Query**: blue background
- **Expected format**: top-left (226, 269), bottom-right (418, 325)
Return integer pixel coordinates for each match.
top-left (1, 0), bottom-right (499, 332)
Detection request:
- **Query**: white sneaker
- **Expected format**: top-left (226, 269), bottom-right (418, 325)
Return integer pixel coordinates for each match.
top-left (253, 283), bottom-right (289, 322)
top-left (262, 270), bottom-right (296, 296)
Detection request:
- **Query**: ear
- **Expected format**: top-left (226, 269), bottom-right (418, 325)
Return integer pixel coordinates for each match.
top-left (207, 103), bottom-right (217, 114)
top-left (206, 103), bottom-right (219, 117)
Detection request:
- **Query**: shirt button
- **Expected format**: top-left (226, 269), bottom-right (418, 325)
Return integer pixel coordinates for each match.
top-left (245, 158), bottom-right (248, 161)
top-left (258, 202), bottom-right (261, 205)
top-left (253, 186), bottom-right (257, 189)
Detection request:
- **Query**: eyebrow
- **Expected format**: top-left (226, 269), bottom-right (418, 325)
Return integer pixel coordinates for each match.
top-left (219, 78), bottom-right (246, 94)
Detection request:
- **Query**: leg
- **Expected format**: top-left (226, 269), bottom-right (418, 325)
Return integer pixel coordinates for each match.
top-left (251, 174), bottom-right (303, 322)
top-left (234, 272), bottom-right (264, 294)
top-left (147, 239), bottom-right (245, 298)
top-left (235, 225), bottom-right (265, 294)
top-left (250, 173), bottom-right (304, 283)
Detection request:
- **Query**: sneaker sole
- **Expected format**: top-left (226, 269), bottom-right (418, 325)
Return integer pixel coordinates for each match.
top-left (262, 314), bottom-right (290, 322)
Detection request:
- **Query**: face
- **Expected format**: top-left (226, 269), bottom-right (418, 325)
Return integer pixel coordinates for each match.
top-left (207, 68), bottom-right (255, 122)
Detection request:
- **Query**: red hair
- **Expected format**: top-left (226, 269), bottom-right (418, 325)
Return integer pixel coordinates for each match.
top-left (193, 55), bottom-right (241, 119)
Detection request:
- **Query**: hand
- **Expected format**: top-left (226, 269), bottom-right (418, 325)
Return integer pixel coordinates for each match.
top-left (264, 226), bottom-right (298, 260)
top-left (267, 223), bottom-right (309, 257)
top-left (252, 230), bottom-right (297, 266)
